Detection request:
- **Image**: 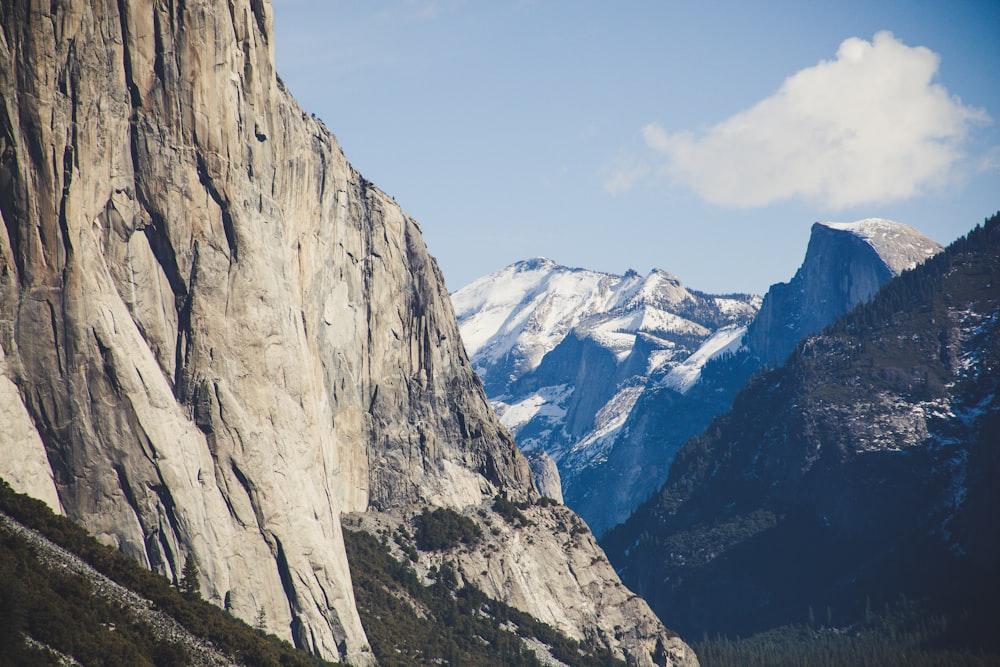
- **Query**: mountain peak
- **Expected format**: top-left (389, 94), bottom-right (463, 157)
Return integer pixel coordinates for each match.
top-left (604, 215), bottom-right (1000, 646)
top-left (815, 218), bottom-right (943, 274)
top-left (746, 218), bottom-right (942, 365)
top-left (514, 256), bottom-right (559, 271)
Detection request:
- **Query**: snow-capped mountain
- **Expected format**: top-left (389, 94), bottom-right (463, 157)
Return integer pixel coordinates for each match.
top-left (745, 218), bottom-right (942, 366)
top-left (453, 258), bottom-right (757, 392)
top-left (454, 219), bottom-right (943, 537)
top-left (452, 259), bottom-right (760, 522)
top-left (575, 217), bottom-right (945, 535)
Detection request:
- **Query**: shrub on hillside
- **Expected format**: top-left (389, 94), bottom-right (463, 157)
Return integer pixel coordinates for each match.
top-left (414, 507), bottom-right (481, 551)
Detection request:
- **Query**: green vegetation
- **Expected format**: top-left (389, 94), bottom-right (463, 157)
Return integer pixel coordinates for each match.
top-left (0, 478), bottom-right (334, 666)
top-left (0, 528), bottom-right (188, 666)
top-left (413, 506), bottom-right (482, 551)
top-left (393, 525), bottom-right (420, 562)
top-left (492, 494), bottom-right (530, 526)
top-left (659, 509), bottom-right (780, 568)
top-left (344, 526), bottom-right (625, 667)
top-left (179, 554), bottom-right (201, 598)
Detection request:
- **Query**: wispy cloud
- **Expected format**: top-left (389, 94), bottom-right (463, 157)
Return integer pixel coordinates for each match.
top-left (612, 31), bottom-right (991, 209)
top-left (602, 159), bottom-right (650, 196)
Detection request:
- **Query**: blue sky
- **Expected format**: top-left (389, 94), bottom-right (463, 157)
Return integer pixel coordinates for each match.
top-left (272, 0), bottom-right (999, 295)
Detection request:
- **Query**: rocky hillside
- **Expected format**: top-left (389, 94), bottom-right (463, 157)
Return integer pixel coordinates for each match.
top-left (0, 2), bottom-right (693, 665)
top-left (2, 476), bottom-right (687, 666)
top-left (0, 478), bottom-right (329, 666)
top-left (602, 214), bottom-right (1000, 647)
top-left (453, 258), bottom-right (758, 534)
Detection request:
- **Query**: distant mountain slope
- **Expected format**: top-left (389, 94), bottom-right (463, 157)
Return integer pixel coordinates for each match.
top-left (602, 214), bottom-right (1000, 648)
top-left (453, 260), bottom-right (759, 531)
top-left (453, 258), bottom-right (757, 395)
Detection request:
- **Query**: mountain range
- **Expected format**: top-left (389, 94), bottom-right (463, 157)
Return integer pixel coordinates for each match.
top-left (0, 1), bottom-right (993, 665)
top-left (452, 260), bottom-right (758, 535)
top-left (454, 219), bottom-right (942, 536)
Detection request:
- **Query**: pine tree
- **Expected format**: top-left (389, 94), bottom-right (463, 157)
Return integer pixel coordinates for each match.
top-left (179, 554), bottom-right (201, 598)
top-left (255, 606), bottom-right (267, 633)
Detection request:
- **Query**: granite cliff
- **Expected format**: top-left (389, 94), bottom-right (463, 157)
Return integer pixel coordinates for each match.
top-left (0, 1), bottom-right (692, 664)
top-left (745, 218), bottom-right (942, 366)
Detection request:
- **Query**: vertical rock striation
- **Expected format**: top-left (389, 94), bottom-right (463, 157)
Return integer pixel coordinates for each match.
top-left (0, 1), bottom-right (690, 664)
top-left (0, 0), bottom-right (530, 662)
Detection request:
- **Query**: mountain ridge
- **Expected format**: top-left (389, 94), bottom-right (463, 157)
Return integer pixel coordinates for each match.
top-left (453, 260), bottom-right (759, 535)
top-left (602, 213), bottom-right (1000, 647)
top-left (745, 218), bottom-right (942, 366)
top-left (454, 218), bottom-right (941, 536)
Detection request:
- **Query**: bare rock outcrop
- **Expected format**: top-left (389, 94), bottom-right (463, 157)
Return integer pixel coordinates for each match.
top-left (524, 449), bottom-right (564, 504)
top-left (348, 505), bottom-right (697, 667)
top-left (0, 1), bottom-right (692, 664)
top-left (0, 346), bottom-right (62, 513)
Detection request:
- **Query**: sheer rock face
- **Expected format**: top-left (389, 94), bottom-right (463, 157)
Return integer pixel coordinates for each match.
top-left (0, 1), bottom-right (690, 665)
top-left (0, 345), bottom-right (62, 513)
top-left (522, 450), bottom-right (563, 504)
top-left (0, 0), bottom-right (530, 662)
top-left (745, 219), bottom-right (942, 366)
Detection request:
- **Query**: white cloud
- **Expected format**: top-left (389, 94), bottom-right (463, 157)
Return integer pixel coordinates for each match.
top-left (635, 31), bottom-right (990, 209)
top-left (602, 160), bottom-right (650, 195)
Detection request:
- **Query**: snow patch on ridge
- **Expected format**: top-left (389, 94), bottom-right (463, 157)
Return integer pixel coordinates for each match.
top-left (493, 384), bottom-right (573, 434)
top-left (562, 383), bottom-right (647, 468)
top-left (662, 325), bottom-right (747, 394)
top-left (818, 218), bottom-right (942, 274)
top-left (453, 259), bottom-right (642, 373)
